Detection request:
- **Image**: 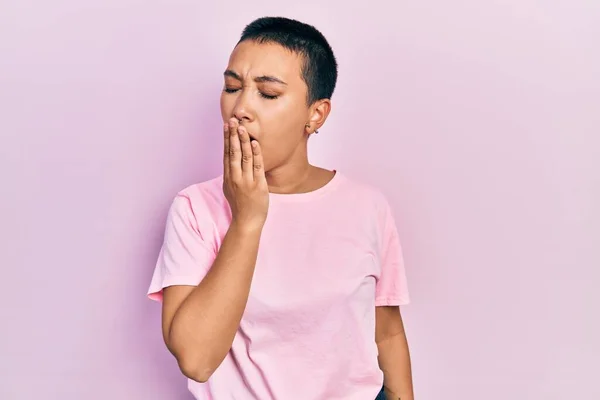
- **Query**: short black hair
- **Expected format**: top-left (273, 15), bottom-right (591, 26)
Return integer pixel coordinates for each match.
top-left (238, 17), bottom-right (338, 105)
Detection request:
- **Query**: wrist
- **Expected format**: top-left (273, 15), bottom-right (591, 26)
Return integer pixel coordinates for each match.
top-left (229, 219), bottom-right (264, 236)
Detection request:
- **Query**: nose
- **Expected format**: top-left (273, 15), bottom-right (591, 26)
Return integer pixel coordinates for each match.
top-left (232, 89), bottom-right (254, 123)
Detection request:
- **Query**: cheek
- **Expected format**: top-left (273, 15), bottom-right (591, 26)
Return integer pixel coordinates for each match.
top-left (264, 98), bottom-right (303, 128)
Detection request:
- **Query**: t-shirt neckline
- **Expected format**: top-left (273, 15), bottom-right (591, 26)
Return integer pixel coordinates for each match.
top-left (269, 169), bottom-right (342, 203)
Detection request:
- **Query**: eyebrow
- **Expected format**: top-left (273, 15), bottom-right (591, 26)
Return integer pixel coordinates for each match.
top-left (224, 69), bottom-right (288, 85)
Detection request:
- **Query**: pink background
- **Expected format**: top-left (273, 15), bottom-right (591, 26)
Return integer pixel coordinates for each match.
top-left (1, 1), bottom-right (598, 399)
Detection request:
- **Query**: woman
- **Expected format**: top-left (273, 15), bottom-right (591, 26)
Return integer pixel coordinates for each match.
top-left (147, 16), bottom-right (414, 400)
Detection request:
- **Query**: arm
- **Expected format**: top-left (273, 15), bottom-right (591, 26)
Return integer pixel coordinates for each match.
top-left (162, 222), bottom-right (261, 382)
top-left (376, 305), bottom-right (414, 400)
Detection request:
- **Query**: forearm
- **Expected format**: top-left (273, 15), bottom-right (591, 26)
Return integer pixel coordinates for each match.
top-left (378, 331), bottom-right (414, 400)
top-left (169, 222), bottom-right (262, 379)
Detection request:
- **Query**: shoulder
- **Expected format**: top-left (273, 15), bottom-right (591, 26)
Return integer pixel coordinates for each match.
top-left (337, 172), bottom-right (393, 213)
top-left (168, 175), bottom-right (228, 223)
top-left (176, 175), bottom-right (224, 203)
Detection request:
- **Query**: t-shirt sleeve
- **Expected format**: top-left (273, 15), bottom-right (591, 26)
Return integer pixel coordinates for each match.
top-left (375, 199), bottom-right (410, 306)
top-left (147, 193), bottom-right (217, 302)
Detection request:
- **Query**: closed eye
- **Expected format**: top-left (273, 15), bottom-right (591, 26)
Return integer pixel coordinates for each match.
top-left (259, 92), bottom-right (278, 100)
top-left (224, 88), bottom-right (279, 100)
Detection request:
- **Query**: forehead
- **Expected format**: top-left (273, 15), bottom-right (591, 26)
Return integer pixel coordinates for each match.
top-left (227, 40), bottom-right (304, 83)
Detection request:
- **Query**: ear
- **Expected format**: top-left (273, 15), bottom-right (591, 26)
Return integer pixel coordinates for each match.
top-left (305, 99), bottom-right (331, 134)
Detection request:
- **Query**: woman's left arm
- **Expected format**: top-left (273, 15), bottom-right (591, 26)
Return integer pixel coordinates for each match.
top-left (376, 305), bottom-right (414, 400)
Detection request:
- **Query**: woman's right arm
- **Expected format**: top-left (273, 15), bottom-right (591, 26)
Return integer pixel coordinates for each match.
top-left (162, 221), bottom-right (262, 383)
top-left (161, 118), bottom-right (269, 383)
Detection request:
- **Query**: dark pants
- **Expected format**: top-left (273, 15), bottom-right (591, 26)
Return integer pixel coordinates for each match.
top-left (375, 386), bottom-right (386, 400)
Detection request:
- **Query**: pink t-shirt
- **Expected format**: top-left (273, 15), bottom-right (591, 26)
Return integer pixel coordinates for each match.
top-left (147, 170), bottom-right (410, 400)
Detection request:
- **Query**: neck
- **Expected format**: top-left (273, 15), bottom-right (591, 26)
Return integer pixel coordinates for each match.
top-left (266, 158), bottom-right (315, 194)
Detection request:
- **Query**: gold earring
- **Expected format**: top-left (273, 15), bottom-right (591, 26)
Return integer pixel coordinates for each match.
top-left (305, 123), bottom-right (319, 134)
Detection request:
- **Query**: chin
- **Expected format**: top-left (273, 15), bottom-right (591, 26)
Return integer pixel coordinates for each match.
top-left (262, 158), bottom-right (277, 174)
top-left (263, 162), bottom-right (273, 174)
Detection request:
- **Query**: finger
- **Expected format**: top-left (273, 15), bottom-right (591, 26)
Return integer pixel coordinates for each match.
top-left (251, 140), bottom-right (266, 183)
top-left (238, 126), bottom-right (253, 181)
top-left (223, 122), bottom-right (230, 178)
top-left (228, 119), bottom-right (242, 181)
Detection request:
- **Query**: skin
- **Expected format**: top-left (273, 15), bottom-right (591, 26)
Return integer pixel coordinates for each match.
top-left (376, 306), bottom-right (415, 400)
top-left (160, 39), bottom-right (414, 398)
